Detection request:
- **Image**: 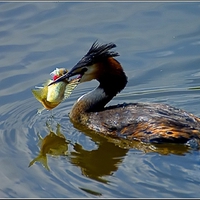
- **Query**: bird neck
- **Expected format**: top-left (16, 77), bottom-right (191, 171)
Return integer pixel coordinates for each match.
top-left (69, 57), bottom-right (128, 123)
top-left (97, 57), bottom-right (128, 97)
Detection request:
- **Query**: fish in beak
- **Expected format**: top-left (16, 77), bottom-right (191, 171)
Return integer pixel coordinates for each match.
top-left (32, 68), bottom-right (79, 114)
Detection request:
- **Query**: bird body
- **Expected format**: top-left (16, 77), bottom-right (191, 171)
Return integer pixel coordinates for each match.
top-left (49, 42), bottom-right (200, 145)
top-left (72, 101), bottom-right (200, 143)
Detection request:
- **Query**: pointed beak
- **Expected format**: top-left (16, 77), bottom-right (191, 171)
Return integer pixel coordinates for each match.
top-left (48, 63), bottom-right (85, 86)
top-left (48, 72), bottom-right (71, 86)
top-left (48, 53), bottom-right (92, 86)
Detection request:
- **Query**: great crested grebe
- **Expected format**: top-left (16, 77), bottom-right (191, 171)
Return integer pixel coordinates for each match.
top-left (49, 41), bottom-right (200, 144)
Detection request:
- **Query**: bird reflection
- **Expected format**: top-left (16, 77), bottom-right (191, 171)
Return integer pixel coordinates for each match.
top-left (70, 138), bottom-right (128, 183)
top-left (29, 121), bottom-right (192, 182)
top-left (67, 122), bottom-right (192, 183)
top-left (29, 122), bottom-right (69, 171)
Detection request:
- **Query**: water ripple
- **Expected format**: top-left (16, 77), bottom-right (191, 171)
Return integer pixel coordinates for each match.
top-left (1, 1), bottom-right (200, 198)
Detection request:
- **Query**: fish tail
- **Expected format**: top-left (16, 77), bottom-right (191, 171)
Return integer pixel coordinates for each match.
top-left (32, 83), bottom-right (49, 101)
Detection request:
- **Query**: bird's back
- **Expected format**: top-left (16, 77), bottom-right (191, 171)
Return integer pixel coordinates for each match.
top-left (85, 102), bottom-right (200, 144)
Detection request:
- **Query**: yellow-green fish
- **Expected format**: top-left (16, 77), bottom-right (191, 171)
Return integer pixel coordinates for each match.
top-left (32, 68), bottom-right (79, 113)
top-left (28, 123), bottom-right (69, 171)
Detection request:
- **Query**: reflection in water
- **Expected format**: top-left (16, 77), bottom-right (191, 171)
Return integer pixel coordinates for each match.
top-left (29, 120), bottom-right (192, 183)
top-left (29, 122), bottom-right (69, 171)
top-left (70, 139), bottom-right (128, 183)
top-left (69, 122), bottom-right (192, 183)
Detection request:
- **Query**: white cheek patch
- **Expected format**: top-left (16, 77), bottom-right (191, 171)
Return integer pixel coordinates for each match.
top-left (77, 87), bottom-right (107, 104)
top-left (85, 64), bottom-right (97, 75)
top-left (80, 64), bottom-right (98, 82)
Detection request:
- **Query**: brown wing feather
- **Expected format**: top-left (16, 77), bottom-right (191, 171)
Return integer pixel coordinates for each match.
top-left (86, 102), bottom-right (200, 143)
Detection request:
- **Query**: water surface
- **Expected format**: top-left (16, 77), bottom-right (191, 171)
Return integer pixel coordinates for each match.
top-left (0, 2), bottom-right (200, 198)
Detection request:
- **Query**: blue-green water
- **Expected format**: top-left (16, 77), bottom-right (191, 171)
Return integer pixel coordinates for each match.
top-left (1, 2), bottom-right (200, 198)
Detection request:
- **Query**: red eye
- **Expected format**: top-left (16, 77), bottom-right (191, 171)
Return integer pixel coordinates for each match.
top-left (53, 75), bottom-right (59, 81)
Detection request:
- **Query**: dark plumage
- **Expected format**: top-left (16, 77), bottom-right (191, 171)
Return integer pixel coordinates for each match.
top-left (50, 41), bottom-right (200, 145)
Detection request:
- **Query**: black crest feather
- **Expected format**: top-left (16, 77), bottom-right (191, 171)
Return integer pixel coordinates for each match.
top-left (78, 41), bottom-right (119, 66)
top-left (87, 41), bottom-right (119, 58)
